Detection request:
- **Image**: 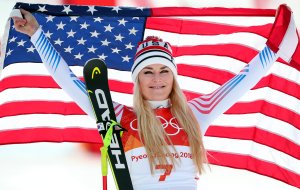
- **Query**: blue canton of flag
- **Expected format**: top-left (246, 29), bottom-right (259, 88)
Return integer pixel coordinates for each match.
top-left (4, 3), bottom-right (150, 71)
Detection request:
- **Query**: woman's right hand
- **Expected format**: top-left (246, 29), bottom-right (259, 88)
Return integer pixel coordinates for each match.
top-left (12, 9), bottom-right (39, 37)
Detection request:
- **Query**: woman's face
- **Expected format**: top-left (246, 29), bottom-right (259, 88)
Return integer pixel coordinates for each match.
top-left (138, 64), bottom-right (174, 101)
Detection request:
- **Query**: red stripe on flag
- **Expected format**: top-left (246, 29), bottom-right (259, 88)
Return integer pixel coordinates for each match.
top-left (0, 128), bottom-right (101, 145)
top-left (1, 100), bottom-right (298, 131)
top-left (107, 69), bottom-right (299, 102)
top-left (151, 7), bottom-right (276, 17)
top-left (178, 64), bottom-right (300, 99)
top-left (1, 101), bottom-right (298, 159)
top-left (208, 151), bottom-right (300, 188)
top-left (206, 126), bottom-right (300, 159)
top-left (62, 0), bottom-right (116, 6)
top-left (290, 45), bottom-right (300, 71)
top-left (0, 75), bottom-right (58, 91)
top-left (1, 74), bottom-right (299, 128)
top-left (146, 17), bottom-right (272, 37)
top-left (174, 44), bottom-right (287, 66)
top-left (108, 80), bottom-right (134, 94)
top-left (0, 101), bottom-right (85, 117)
top-left (253, 75), bottom-right (300, 99)
top-left (174, 44), bottom-right (258, 61)
top-left (2, 66), bottom-right (299, 99)
top-left (266, 4), bottom-right (292, 53)
top-left (228, 101), bottom-right (300, 130)
top-left (0, 75), bottom-right (134, 94)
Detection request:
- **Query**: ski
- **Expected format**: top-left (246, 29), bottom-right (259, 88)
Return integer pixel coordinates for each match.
top-left (83, 58), bottom-right (133, 190)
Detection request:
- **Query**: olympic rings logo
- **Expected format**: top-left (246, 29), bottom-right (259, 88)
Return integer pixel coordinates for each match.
top-left (129, 116), bottom-right (183, 136)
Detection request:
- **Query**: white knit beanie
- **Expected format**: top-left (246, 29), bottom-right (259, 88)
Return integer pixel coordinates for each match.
top-left (131, 36), bottom-right (177, 82)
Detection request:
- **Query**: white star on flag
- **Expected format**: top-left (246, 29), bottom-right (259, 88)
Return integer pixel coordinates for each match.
top-left (112, 7), bottom-right (122, 13)
top-left (46, 15), bottom-right (55, 22)
top-left (98, 53), bottom-right (108, 60)
top-left (101, 39), bottom-right (111, 46)
top-left (136, 7), bottom-right (144, 11)
top-left (64, 46), bottom-right (73, 53)
top-left (67, 29), bottom-right (76, 38)
top-left (27, 46), bottom-right (35, 53)
top-left (87, 6), bottom-right (97, 15)
top-left (115, 34), bottom-right (124, 42)
top-left (111, 47), bottom-right (121, 54)
top-left (94, 17), bottom-right (103, 23)
top-left (70, 16), bottom-right (79, 22)
top-left (80, 22), bottom-right (90, 29)
top-left (56, 22), bottom-right (66, 30)
top-left (17, 39), bottom-right (26, 46)
top-left (54, 38), bottom-right (64, 46)
top-left (118, 18), bottom-right (128, 26)
top-left (74, 52), bottom-right (83, 59)
top-left (125, 42), bottom-right (134, 49)
top-left (122, 55), bottom-right (131, 62)
top-left (62, 5), bottom-right (73, 14)
top-left (104, 24), bottom-right (114, 32)
top-left (44, 30), bottom-right (53, 38)
top-left (77, 37), bottom-right (86, 45)
top-left (6, 49), bottom-right (13, 56)
top-left (88, 45), bottom-right (97, 53)
top-left (90, 30), bottom-right (100, 38)
top-left (9, 36), bottom-right (17, 43)
top-left (38, 5), bottom-right (47, 12)
top-left (129, 27), bottom-right (138, 35)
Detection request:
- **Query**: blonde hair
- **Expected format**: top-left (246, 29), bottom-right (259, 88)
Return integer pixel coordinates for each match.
top-left (133, 78), bottom-right (207, 174)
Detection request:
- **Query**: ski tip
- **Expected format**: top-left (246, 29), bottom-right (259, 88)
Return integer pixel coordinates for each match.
top-left (85, 58), bottom-right (107, 67)
top-left (83, 58), bottom-right (109, 80)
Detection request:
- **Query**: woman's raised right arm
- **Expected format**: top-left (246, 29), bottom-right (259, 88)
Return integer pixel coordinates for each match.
top-left (13, 9), bottom-right (96, 120)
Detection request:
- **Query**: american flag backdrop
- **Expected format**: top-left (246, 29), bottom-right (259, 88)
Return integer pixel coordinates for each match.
top-left (0, 2), bottom-right (299, 188)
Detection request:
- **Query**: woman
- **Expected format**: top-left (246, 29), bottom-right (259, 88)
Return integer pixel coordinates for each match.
top-left (13, 5), bottom-right (298, 190)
